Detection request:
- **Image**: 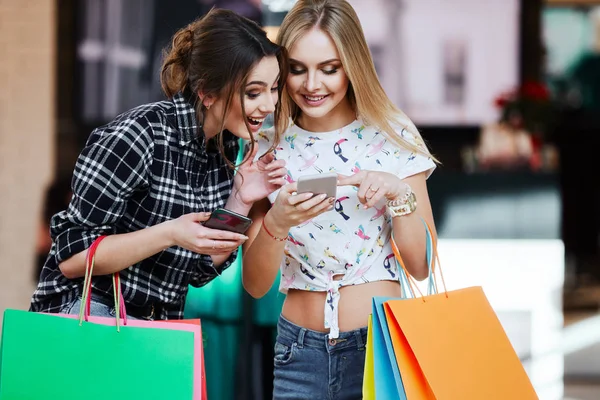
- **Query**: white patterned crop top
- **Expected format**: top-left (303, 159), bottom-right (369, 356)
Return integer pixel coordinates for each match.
top-left (256, 119), bottom-right (436, 338)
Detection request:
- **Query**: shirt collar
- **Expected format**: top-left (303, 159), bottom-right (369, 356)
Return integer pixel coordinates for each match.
top-left (172, 92), bottom-right (204, 147)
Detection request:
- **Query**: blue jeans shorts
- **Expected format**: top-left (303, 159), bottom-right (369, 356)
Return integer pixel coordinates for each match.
top-left (61, 295), bottom-right (138, 320)
top-left (273, 315), bottom-right (367, 400)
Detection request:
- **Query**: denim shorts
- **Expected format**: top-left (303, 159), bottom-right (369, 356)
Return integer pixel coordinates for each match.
top-left (273, 315), bottom-right (367, 400)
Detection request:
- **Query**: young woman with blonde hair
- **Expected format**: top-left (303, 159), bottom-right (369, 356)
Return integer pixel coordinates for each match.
top-left (243, 0), bottom-right (439, 398)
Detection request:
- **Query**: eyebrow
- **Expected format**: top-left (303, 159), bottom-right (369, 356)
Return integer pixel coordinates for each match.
top-left (246, 81), bottom-right (268, 87)
top-left (289, 58), bottom-right (341, 66)
top-left (246, 74), bottom-right (281, 88)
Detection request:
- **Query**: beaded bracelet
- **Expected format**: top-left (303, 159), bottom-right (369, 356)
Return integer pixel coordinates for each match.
top-left (262, 218), bottom-right (288, 242)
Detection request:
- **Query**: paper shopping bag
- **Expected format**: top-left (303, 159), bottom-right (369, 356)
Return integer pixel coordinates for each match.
top-left (0, 310), bottom-right (195, 400)
top-left (158, 318), bottom-right (207, 399)
top-left (370, 297), bottom-right (408, 400)
top-left (384, 287), bottom-right (538, 399)
top-left (363, 315), bottom-right (376, 399)
top-left (385, 220), bottom-right (538, 400)
top-left (61, 315), bottom-right (205, 399)
top-left (0, 235), bottom-right (196, 400)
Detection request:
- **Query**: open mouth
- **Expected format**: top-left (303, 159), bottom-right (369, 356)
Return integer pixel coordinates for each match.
top-left (247, 116), bottom-right (264, 126)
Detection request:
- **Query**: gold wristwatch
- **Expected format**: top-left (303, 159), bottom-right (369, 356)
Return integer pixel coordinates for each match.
top-left (386, 186), bottom-right (417, 218)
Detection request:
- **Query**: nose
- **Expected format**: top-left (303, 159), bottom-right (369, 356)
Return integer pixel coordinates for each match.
top-left (258, 91), bottom-right (276, 114)
top-left (304, 71), bottom-right (322, 92)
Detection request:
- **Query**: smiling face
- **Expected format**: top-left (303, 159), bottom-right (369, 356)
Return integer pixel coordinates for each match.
top-left (205, 55), bottom-right (280, 140)
top-left (286, 27), bottom-right (355, 132)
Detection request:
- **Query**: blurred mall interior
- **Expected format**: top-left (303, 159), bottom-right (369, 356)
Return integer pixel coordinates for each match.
top-left (1, 0), bottom-right (600, 398)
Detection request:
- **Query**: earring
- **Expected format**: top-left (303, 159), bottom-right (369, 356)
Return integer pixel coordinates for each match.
top-left (206, 104), bottom-right (211, 110)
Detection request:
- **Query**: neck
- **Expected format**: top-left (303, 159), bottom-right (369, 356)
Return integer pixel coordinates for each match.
top-left (296, 99), bottom-right (356, 133)
top-left (202, 111), bottom-right (220, 140)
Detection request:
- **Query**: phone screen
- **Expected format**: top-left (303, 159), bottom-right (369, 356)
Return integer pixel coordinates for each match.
top-left (203, 208), bottom-right (253, 234)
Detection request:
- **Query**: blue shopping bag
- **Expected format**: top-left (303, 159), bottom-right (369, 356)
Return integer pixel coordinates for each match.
top-left (364, 218), bottom-right (437, 399)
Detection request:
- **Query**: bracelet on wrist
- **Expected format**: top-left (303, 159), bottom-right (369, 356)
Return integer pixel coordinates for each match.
top-left (386, 185), bottom-right (417, 218)
top-left (262, 218), bottom-right (288, 242)
top-left (387, 184), bottom-right (412, 207)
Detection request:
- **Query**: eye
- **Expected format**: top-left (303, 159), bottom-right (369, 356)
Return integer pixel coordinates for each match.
top-left (322, 68), bottom-right (338, 75)
top-left (245, 92), bottom-right (260, 99)
top-left (270, 86), bottom-right (279, 93)
top-left (290, 67), bottom-right (305, 75)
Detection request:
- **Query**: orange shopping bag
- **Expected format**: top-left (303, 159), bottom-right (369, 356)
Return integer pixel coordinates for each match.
top-left (384, 220), bottom-right (538, 400)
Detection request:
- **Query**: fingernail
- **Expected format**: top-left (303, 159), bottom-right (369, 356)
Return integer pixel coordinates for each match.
top-left (318, 194), bottom-right (327, 200)
top-left (328, 197), bottom-right (334, 204)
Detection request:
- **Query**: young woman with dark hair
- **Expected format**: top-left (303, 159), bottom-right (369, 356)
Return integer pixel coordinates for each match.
top-left (31, 8), bottom-right (289, 321)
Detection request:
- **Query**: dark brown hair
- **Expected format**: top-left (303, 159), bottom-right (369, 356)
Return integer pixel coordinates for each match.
top-left (161, 8), bottom-right (288, 166)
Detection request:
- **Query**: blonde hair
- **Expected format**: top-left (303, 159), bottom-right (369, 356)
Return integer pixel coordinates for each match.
top-left (275, 0), bottom-right (437, 161)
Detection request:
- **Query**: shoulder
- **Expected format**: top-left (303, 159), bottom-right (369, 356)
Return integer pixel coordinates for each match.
top-left (374, 119), bottom-right (437, 179)
top-left (87, 101), bottom-right (175, 149)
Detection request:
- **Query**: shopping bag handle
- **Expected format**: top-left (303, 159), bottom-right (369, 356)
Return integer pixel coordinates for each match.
top-left (391, 217), bottom-right (447, 301)
top-left (78, 235), bottom-right (128, 331)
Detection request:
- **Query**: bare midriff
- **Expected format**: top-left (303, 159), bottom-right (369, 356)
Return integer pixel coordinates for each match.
top-left (281, 279), bottom-right (402, 333)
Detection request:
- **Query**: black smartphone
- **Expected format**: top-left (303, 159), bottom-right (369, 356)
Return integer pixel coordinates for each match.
top-left (202, 208), bottom-right (253, 234)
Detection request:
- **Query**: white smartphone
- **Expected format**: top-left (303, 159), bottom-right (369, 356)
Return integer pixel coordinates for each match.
top-left (296, 172), bottom-right (338, 198)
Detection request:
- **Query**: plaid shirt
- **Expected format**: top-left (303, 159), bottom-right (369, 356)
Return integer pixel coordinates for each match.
top-left (30, 93), bottom-right (240, 319)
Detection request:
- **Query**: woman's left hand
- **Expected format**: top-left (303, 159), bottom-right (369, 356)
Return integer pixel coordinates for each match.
top-left (337, 170), bottom-right (408, 209)
top-left (233, 143), bottom-right (287, 206)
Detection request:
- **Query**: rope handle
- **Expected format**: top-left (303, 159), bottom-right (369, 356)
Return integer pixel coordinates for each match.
top-left (78, 235), bottom-right (128, 331)
top-left (391, 218), bottom-right (448, 301)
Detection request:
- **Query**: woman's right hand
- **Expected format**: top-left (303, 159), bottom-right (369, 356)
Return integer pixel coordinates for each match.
top-left (167, 212), bottom-right (248, 255)
top-left (266, 183), bottom-right (334, 233)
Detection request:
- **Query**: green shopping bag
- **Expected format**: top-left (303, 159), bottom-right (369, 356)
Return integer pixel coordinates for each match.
top-left (0, 236), bottom-right (196, 400)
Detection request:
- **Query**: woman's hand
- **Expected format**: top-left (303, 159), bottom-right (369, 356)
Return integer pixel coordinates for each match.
top-left (337, 171), bottom-right (408, 209)
top-left (167, 212), bottom-right (248, 255)
top-left (265, 183), bottom-right (334, 235)
top-left (233, 144), bottom-right (287, 206)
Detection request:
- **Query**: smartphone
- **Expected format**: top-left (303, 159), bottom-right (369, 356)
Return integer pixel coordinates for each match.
top-left (296, 172), bottom-right (337, 199)
top-left (202, 208), bottom-right (253, 234)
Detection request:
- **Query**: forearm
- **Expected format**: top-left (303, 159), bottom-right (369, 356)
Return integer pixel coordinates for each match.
top-left (242, 213), bottom-right (287, 298)
top-left (391, 212), bottom-right (429, 280)
top-left (208, 189), bottom-right (254, 267)
top-left (59, 222), bottom-right (174, 279)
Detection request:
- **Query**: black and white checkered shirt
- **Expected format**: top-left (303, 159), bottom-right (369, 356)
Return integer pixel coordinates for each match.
top-left (30, 92), bottom-right (240, 319)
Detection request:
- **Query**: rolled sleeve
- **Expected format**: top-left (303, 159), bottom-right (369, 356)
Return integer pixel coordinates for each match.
top-left (51, 117), bottom-right (154, 263)
top-left (190, 248), bottom-right (240, 287)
